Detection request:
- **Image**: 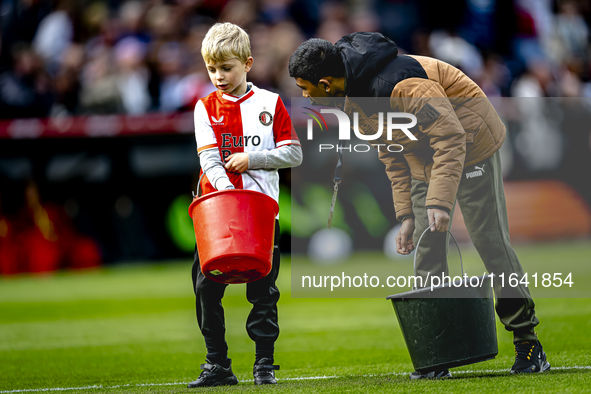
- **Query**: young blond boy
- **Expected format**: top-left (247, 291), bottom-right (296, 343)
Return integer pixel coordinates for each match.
top-left (189, 22), bottom-right (302, 387)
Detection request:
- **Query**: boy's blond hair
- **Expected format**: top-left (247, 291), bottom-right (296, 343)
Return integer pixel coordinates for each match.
top-left (201, 22), bottom-right (251, 64)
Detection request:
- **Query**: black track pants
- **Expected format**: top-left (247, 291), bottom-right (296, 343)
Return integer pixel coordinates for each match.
top-left (411, 151), bottom-right (539, 342)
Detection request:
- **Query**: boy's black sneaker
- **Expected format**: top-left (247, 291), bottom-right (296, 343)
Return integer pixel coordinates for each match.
top-left (511, 340), bottom-right (551, 374)
top-left (187, 359), bottom-right (238, 388)
top-left (253, 358), bottom-right (280, 385)
top-left (409, 370), bottom-right (452, 380)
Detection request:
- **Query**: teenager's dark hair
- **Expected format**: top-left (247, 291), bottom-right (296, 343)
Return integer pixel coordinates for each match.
top-left (288, 39), bottom-right (345, 84)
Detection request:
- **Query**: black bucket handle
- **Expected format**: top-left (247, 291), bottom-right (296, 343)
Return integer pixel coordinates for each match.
top-left (412, 222), bottom-right (464, 289)
top-left (194, 170), bottom-right (264, 198)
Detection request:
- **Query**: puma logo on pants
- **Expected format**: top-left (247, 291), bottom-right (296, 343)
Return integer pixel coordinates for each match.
top-left (466, 164), bottom-right (486, 179)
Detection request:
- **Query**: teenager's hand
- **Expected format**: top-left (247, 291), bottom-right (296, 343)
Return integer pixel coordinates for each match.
top-left (225, 153), bottom-right (249, 173)
top-left (396, 218), bottom-right (415, 254)
top-left (427, 208), bottom-right (450, 232)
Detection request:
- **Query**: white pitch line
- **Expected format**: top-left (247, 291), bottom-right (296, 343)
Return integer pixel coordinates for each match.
top-left (1, 366), bottom-right (589, 393)
top-left (0, 386), bottom-right (103, 393)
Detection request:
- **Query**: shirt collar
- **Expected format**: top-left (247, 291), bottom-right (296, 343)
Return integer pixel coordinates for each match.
top-left (221, 83), bottom-right (255, 103)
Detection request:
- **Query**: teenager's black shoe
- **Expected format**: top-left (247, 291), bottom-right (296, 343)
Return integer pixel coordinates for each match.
top-left (511, 340), bottom-right (551, 374)
top-left (187, 359), bottom-right (238, 388)
top-left (253, 358), bottom-right (280, 385)
top-left (409, 370), bottom-right (452, 380)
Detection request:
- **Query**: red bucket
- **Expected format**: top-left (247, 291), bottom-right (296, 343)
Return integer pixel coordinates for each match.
top-left (188, 189), bottom-right (279, 284)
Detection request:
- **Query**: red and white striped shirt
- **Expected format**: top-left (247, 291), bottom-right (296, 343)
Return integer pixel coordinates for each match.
top-left (194, 84), bottom-right (300, 202)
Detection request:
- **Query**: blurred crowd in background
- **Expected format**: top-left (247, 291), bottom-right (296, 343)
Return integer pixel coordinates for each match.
top-left (3, 0), bottom-right (591, 118)
top-left (1, 0), bottom-right (591, 273)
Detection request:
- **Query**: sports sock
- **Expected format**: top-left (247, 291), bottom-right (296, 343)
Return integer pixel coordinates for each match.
top-left (255, 342), bottom-right (274, 363)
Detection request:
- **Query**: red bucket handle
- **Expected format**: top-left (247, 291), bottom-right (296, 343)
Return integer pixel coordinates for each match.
top-left (194, 170), bottom-right (266, 198)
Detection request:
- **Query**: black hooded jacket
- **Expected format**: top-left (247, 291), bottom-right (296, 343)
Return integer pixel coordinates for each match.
top-left (335, 32), bottom-right (428, 98)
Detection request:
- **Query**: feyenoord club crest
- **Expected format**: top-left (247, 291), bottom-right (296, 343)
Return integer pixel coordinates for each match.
top-left (259, 111), bottom-right (273, 126)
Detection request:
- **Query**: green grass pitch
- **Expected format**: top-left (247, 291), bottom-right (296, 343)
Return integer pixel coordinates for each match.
top-left (1, 241), bottom-right (591, 393)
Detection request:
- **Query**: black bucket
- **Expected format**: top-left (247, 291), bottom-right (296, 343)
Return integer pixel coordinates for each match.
top-left (387, 226), bottom-right (498, 373)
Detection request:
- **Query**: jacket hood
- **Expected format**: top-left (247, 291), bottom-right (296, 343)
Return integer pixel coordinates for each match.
top-left (335, 32), bottom-right (399, 95)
